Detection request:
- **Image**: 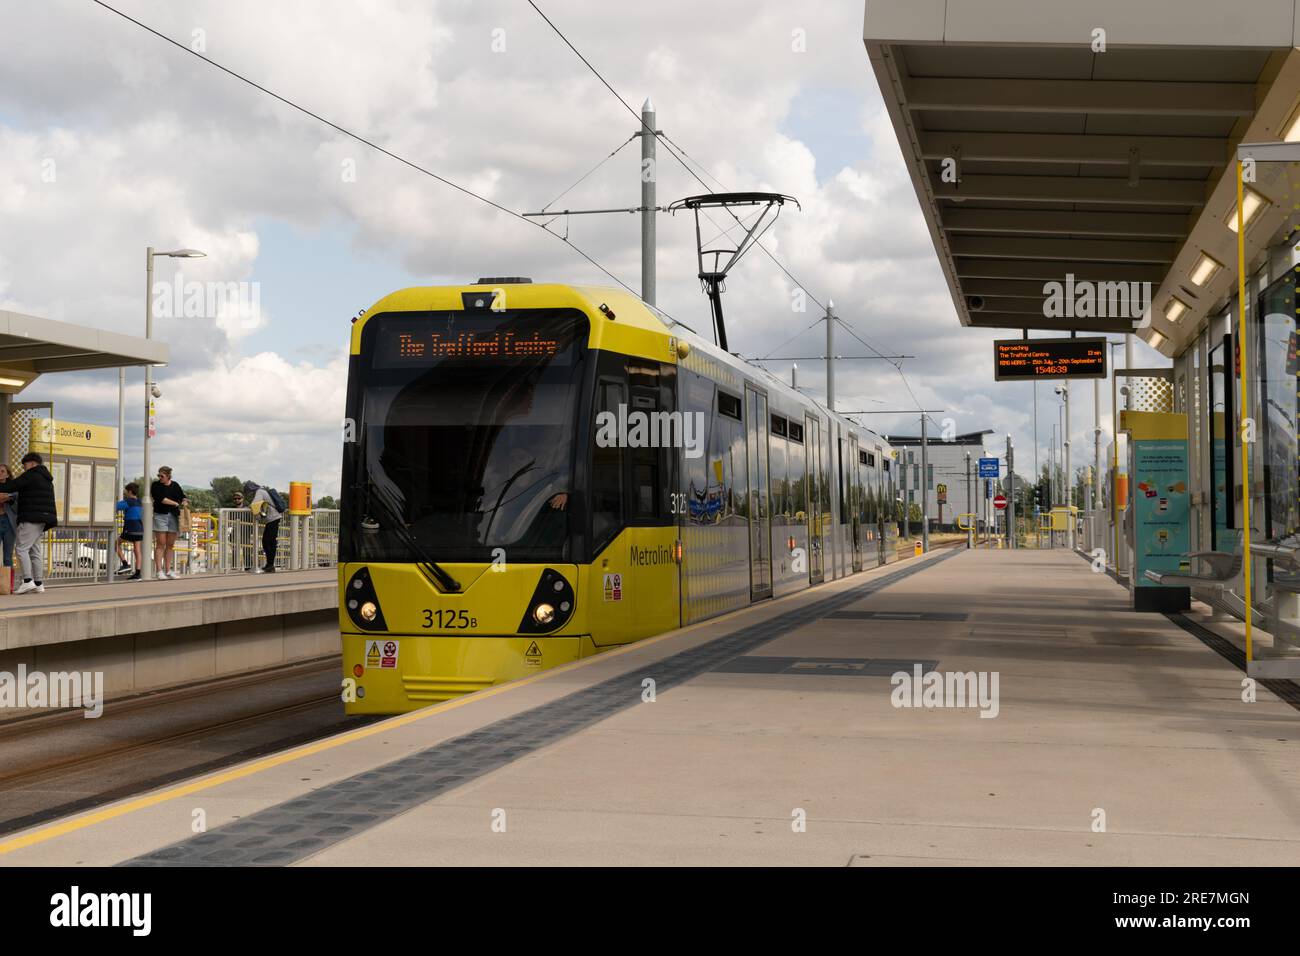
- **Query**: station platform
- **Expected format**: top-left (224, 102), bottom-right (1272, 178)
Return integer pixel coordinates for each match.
top-left (2, 549), bottom-right (1296, 866)
top-left (0, 570), bottom-right (337, 712)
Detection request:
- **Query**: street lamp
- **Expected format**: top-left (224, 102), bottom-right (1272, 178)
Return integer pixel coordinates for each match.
top-left (142, 246), bottom-right (205, 580)
top-left (965, 450), bottom-right (972, 548)
top-left (1055, 383), bottom-right (1071, 510)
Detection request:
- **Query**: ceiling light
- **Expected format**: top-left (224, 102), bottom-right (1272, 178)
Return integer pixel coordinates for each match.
top-left (0, 377), bottom-right (26, 388)
top-left (1189, 253), bottom-right (1224, 287)
top-left (1285, 104), bottom-right (1300, 142)
top-left (1227, 189), bottom-right (1265, 233)
top-left (1149, 331), bottom-right (1167, 350)
top-left (1164, 298), bottom-right (1190, 323)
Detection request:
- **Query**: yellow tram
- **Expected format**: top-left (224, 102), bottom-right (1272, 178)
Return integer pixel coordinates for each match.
top-left (339, 279), bottom-right (900, 713)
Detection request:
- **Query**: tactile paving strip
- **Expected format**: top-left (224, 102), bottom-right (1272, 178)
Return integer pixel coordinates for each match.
top-left (1166, 612), bottom-right (1300, 712)
top-left (123, 550), bottom-right (959, 866)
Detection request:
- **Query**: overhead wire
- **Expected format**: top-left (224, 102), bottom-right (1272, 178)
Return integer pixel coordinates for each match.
top-left (90, 0), bottom-right (650, 303)
top-left (526, 0), bottom-right (934, 419)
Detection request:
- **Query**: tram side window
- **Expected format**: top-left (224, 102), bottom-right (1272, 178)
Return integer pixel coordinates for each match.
top-left (630, 390), bottom-right (660, 520)
top-left (592, 380), bottom-right (625, 549)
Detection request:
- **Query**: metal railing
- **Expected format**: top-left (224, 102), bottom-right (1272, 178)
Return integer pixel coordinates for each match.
top-left (25, 508), bottom-right (341, 586)
top-left (41, 527), bottom-right (117, 584)
top-left (213, 508), bottom-right (339, 574)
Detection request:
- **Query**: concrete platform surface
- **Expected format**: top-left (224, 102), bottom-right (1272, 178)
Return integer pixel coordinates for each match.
top-left (0, 569), bottom-right (335, 650)
top-left (2, 550), bottom-right (1297, 866)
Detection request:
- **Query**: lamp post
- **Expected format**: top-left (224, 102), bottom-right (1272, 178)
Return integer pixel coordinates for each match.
top-left (1056, 382), bottom-right (1072, 548)
top-left (1006, 433), bottom-right (1015, 549)
top-left (965, 450), bottom-right (972, 549)
top-left (1049, 423), bottom-right (1057, 508)
top-left (142, 246), bottom-right (205, 580)
top-left (1056, 403), bottom-right (1065, 506)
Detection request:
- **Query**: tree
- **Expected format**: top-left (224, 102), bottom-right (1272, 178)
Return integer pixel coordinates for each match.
top-left (314, 495), bottom-right (338, 510)
top-left (210, 476), bottom-right (243, 507)
top-left (186, 488), bottom-right (218, 513)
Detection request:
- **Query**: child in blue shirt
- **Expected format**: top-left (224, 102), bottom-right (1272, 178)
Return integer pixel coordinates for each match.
top-left (115, 482), bottom-right (144, 580)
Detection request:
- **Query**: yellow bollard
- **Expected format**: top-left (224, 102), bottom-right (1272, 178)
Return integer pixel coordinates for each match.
top-left (913, 540), bottom-right (923, 558)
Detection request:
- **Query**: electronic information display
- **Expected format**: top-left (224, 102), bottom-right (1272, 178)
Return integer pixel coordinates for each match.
top-left (993, 337), bottom-right (1107, 381)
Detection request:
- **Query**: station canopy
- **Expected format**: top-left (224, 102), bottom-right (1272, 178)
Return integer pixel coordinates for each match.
top-left (0, 309), bottom-right (170, 393)
top-left (863, 0), bottom-right (1300, 357)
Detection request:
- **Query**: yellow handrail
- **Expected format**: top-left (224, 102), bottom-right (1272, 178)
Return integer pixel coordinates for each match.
top-left (1236, 160), bottom-right (1253, 664)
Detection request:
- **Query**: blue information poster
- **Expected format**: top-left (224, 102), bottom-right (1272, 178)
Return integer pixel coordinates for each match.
top-left (1124, 411), bottom-right (1191, 612)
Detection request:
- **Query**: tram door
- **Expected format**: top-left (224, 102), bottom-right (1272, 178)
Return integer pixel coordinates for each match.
top-left (849, 436), bottom-right (864, 572)
top-left (805, 414), bottom-right (824, 583)
top-left (873, 449), bottom-right (887, 566)
top-left (746, 385), bottom-right (773, 600)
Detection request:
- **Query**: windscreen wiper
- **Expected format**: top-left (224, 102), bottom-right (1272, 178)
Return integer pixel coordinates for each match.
top-left (361, 474), bottom-right (462, 593)
top-left (482, 459), bottom-right (536, 541)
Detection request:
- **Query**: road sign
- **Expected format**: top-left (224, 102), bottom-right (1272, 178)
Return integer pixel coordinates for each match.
top-left (978, 457), bottom-right (999, 478)
top-left (993, 494), bottom-right (1008, 511)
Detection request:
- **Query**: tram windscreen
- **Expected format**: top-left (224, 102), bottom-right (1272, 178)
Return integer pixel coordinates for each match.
top-left (346, 309), bottom-right (588, 563)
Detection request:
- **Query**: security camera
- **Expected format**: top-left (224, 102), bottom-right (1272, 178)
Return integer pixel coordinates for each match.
top-left (966, 295), bottom-right (986, 312)
top-left (151, 384), bottom-right (162, 399)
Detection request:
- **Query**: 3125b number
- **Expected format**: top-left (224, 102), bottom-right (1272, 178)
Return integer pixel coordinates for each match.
top-left (423, 609), bottom-right (478, 629)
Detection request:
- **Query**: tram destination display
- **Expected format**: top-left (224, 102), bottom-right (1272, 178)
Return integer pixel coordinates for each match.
top-left (369, 311), bottom-right (582, 369)
top-left (993, 337), bottom-right (1107, 381)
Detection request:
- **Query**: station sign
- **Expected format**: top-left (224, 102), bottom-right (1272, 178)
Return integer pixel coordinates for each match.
top-left (29, 418), bottom-right (119, 461)
top-left (977, 457), bottom-right (999, 478)
top-left (993, 337), bottom-right (1107, 381)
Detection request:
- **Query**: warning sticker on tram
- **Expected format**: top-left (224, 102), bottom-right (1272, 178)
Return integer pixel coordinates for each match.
top-left (524, 641), bottom-right (542, 667)
top-left (993, 338), bottom-right (1107, 381)
top-left (367, 640), bottom-right (399, 669)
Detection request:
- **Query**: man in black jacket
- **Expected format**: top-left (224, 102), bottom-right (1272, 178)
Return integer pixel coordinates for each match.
top-left (0, 452), bottom-right (58, 593)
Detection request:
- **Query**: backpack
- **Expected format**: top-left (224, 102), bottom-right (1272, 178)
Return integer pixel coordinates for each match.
top-left (265, 487), bottom-right (288, 513)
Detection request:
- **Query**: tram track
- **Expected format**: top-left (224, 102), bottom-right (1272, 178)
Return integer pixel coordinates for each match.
top-left (0, 658), bottom-right (379, 839)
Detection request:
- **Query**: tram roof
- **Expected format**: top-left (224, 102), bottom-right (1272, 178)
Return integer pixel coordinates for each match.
top-left (863, 0), bottom-right (1300, 358)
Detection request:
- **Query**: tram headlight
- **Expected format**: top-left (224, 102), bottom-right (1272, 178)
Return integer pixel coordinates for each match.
top-left (518, 569), bottom-right (574, 634)
top-left (345, 568), bottom-right (388, 631)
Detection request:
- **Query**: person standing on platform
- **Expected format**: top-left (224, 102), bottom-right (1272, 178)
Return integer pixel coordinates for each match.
top-left (228, 489), bottom-right (250, 571)
top-left (0, 464), bottom-right (19, 583)
top-left (0, 452), bottom-right (58, 594)
top-left (243, 481), bottom-right (282, 573)
top-left (115, 482), bottom-right (144, 580)
top-left (150, 466), bottom-right (188, 579)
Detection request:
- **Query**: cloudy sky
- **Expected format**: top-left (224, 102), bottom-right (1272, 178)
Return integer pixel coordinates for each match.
top-left (0, 0), bottom-right (1164, 497)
